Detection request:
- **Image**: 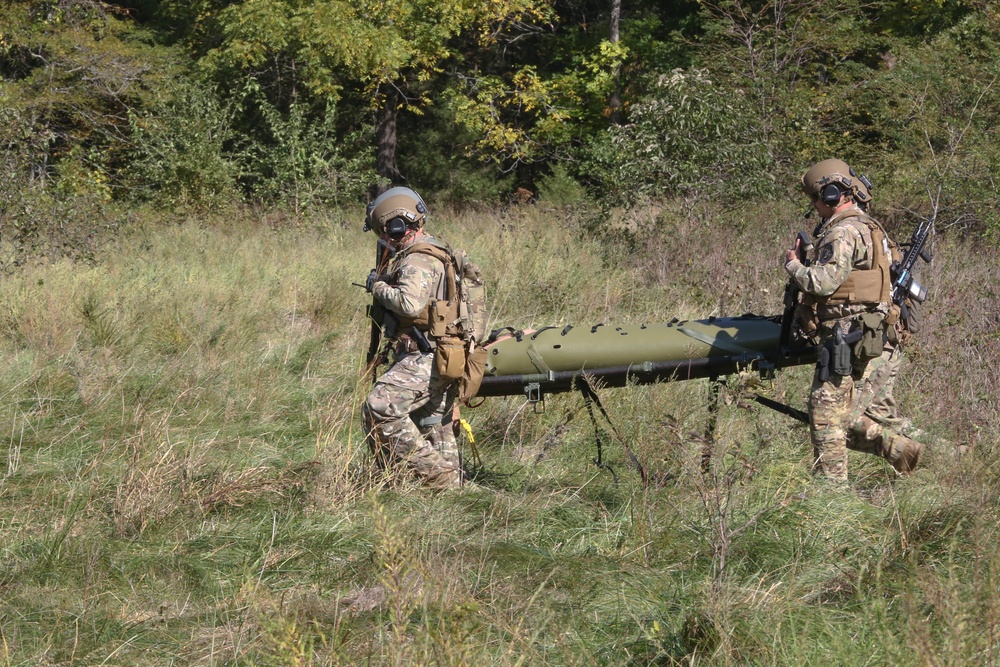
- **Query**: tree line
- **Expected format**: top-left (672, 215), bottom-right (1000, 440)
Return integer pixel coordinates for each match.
top-left (1, 0), bottom-right (998, 246)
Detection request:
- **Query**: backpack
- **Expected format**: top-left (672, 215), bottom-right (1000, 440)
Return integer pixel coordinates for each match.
top-left (402, 242), bottom-right (489, 402)
top-left (446, 246), bottom-right (489, 346)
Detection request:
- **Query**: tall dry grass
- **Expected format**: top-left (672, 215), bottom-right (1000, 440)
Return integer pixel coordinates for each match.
top-left (0, 200), bottom-right (996, 665)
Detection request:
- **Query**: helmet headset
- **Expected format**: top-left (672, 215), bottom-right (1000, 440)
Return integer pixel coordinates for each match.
top-left (364, 187), bottom-right (428, 239)
top-left (384, 216), bottom-right (408, 239)
top-left (802, 158), bottom-right (873, 208)
top-left (820, 182), bottom-right (844, 206)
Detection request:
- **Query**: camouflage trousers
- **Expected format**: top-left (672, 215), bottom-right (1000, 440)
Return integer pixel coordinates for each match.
top-left (363, 349), bottom-right (462, 488)
top-left (809, 344), bottom-right (924, 481)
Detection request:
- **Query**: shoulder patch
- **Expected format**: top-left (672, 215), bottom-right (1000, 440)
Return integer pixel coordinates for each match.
top-left (817, 244), bottom-right (835, 265)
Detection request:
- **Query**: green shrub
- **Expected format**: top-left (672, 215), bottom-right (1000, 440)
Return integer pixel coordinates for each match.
top-left (239, 90), bottom-right (375, 213)
top-left (854, 14), bottom-right (1000, 236)
top-left (0, 185), bottom-right (125, 272)
top-left (582, 68), bottom-right (775, 211)
top-left (535, 162), bottom-right (591, 210)
top-left (126, 80), bottom-right (242, 209)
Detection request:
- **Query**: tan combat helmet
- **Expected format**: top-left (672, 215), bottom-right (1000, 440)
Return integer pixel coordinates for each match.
top-left (364, 187), bottom-right (428, 238)
top-left (801, 158), bottom-right (873, 208)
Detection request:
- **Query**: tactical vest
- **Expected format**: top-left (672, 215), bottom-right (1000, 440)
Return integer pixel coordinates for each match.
top-left (391, 240), bottom-right (488, 344)
top-left (812, 209), bottom-right (894, 307)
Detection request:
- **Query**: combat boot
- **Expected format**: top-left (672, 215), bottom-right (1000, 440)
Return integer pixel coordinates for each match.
top-left (881, 431), bottom-right (924, 475)
top-left (813, 440), bottom-right (849, 484)
top-left (423, 466), bottom-right (463, 490)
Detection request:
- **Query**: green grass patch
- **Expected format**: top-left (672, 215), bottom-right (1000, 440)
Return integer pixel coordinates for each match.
top-left (0, 203), bottom-right (996, 665)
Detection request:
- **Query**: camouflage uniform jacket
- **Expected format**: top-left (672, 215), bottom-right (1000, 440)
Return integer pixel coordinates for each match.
top-left (373, 234), bottom-right (449, 333)
top-left (784, 205), bottom-right (890, 332)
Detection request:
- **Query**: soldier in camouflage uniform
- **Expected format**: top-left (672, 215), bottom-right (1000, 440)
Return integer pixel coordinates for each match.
top-left (784, 160), bottom-right (924, 483)
top-left (361, 187), bottom-right (464, 489)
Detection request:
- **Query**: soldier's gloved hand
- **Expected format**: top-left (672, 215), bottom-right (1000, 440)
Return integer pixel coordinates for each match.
top-left (785, 236), bottom-right (802, 265)
top-left (365, 269), bottom-right (377, 293)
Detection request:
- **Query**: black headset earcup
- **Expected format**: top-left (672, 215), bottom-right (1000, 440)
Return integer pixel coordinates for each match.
top-left (386, 217), bottom-right (407, 239)
top-left (821, 183), bottom-right (841, 205)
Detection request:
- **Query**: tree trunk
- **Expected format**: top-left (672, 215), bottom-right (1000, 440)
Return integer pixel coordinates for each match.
top-left (609, 0), bottom-right (622, 125)
top-left (373, 85), bottom-right (402, 197)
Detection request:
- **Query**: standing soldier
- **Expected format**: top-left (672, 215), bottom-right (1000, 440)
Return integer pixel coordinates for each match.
top-left (361, 187), bottom-right (464, 489)
top-left (784, 159), bottom-right (924, 483)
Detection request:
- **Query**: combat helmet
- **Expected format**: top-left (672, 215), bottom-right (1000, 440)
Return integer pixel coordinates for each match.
top-left (364, 187), bottom-right (427, 238)
top-left (801, 159), bottom-right (872, 208)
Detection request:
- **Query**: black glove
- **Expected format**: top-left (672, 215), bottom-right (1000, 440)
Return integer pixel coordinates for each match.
top-left (365, 269), bottom-right (377, 293)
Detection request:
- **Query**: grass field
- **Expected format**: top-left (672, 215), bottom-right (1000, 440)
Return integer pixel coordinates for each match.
top-left (0, 201), bottom-right (997, 665)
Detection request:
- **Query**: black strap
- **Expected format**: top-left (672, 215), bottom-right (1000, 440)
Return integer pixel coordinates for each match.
top-left (578, 376), bottom-right (648, 486)
top-left (488, 326), bottom-right (522, 343)
top-left (530, 326), bottom-right (559, 340)
top-left (753, 393), bottom-right (809, 424)
top-left (703, 376), bottom-right (723, 472)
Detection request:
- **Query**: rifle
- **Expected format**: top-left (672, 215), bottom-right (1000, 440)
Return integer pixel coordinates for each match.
top-left (779, 231), bottom-right (812, 359)
top-left (363, 238), bottom-right (396, 378)
top-left (890, 214), bottom-right (933, 321)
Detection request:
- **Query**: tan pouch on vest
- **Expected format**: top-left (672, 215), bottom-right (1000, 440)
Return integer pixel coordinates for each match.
top-left (459, 347), bottom-right (488, 404)
top-left (426, 300), bottom-right (454, 338)
top-left (854, 312), bottom-right (886, 361)
top-left (435, 336), bottom-right (466, 380)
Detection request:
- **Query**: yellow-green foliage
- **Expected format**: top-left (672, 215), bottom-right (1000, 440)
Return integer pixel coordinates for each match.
top-left (0, 203), bottom-right (997, 665)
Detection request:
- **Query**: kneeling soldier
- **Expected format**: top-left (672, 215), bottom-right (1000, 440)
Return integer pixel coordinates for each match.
top-left (361, 187), bottom-right (464, 489)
